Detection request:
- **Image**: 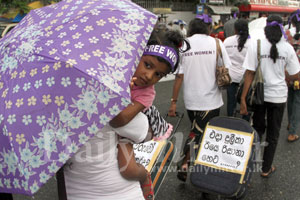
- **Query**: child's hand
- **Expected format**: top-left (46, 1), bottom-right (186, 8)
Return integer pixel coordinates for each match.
top-left (130, 77), bottom-right (137, 90)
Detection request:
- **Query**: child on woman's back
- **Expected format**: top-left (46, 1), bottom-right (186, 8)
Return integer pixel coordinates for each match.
top-left (112, 30), bottom-right (190, 199)
top-left (64, 29), bottom-right (190, 200)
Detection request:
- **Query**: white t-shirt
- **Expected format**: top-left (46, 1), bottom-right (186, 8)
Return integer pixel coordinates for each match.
top-left (64, 112), bottom-right (149, 200)
top-left (224, 35), bottom-right (250, 83)
top-left (180, 28), bottom-right (187, 38)
top-left (178, 34), bottom-right (232, 111)
top-left (289, 27), bottom-right (296, 37)
top-left (243, 38), bottom-right (300, 103)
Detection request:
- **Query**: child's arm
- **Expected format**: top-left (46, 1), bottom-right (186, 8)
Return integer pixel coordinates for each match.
top-left (110, 85), bottom-right (156, 128)
top-left (110, 101), bottom-right (145, 128)
top-left (143, 105), bottom-right (173, 141)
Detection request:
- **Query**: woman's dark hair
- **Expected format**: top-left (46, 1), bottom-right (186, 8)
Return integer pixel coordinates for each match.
top-left (234, 19), bottom-right (249, 52)
top-left (289, 10), bottom-right (300, 40)
top-left (264, 15), bottom-right (283, 63)
top-left (147, 29), bottom-right (190, 73)
top-left (187, 17), bottom-right (211, 37)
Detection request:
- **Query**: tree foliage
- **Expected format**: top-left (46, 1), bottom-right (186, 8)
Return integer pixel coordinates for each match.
top-left (0, 0), bottom-right (31, 15)
top-left (229, 0), bottom-right (249, 6)
top-left (0, 0), bottom-right (61, 15)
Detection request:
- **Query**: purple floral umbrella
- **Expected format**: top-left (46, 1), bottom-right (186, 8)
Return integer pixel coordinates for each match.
top-left (0, 0), bottom-right (157, 195)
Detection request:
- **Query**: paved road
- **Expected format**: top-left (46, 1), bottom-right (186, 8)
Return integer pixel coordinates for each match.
top-left (13, 79), bottom-right (300, 200)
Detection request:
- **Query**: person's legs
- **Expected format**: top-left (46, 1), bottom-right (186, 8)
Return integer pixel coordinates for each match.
top-left (288, 90), bottom-right (300, 138)
top-left (252, 104), bottom-right (267, 141)
top-left (227, 83), bottom-right (239, 116)
top-left (176, 110), bottom-right (196, 181)
top-left (287, 87), bottom-right (294, 128)
top-left (192, 108), bottom-right (220, 144)
top-left (177, 109), bottom-right (220, 181)
top-left (261, 102), bottom-right (285, 173)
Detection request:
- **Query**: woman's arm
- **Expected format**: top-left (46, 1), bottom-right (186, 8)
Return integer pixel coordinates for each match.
top-left (110, 101), bottom-right (145, 128)
top-left (117, 143), bottom-right (148, 184)
top-left (240, 70), bottom-right (255, 115)
top-left (287, 71), bottom-right (300, 82)
top-left (168, 74), bottom-right (183, 116)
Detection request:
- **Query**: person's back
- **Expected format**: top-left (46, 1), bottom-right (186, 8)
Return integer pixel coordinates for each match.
top-left (224, 18), bottom-right (237, 38)
top-left (284, 11), bottom-right (300, 142)
top-left (224, 7), bottom-right (239, 38)
top-left (224, 35), bottom-right (250, 83)
top-left (179, 15), bottom-right (231, 110)
top-left (64, 114), bottom-right (148, 200)
top-left (64, 29), bottom-right (189, 200)
top-left (241, 15), bottom-right (300, 178)
top-left (245, 34), bottom-right (298, 102)
top-left (224, 18), bottom-right (250, 117)
top-left (180, 23), bottom-right (187, 38)
top-left (168, 14), bottom-right (231, 184)
top-left (181, 34), bottom-right (224, 110)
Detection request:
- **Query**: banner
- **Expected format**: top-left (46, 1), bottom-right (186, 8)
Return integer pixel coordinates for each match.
top-left (134, 140), bottom-right (166, 171)
top-left (196, 125), bottom-right (254, 175)
top-left (209, 0), bottom-right (224, 4)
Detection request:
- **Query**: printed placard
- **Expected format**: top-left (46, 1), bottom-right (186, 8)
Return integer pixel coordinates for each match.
top-left (196, 125), bottom-right (254, 175)
top-left (134, 140), bottom-right (166, 171)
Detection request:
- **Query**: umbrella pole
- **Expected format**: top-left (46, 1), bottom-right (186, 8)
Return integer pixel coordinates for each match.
top-left (56, 167), bottom-right (67, 200)
top-left (0, 193), bottom-right (13, 200)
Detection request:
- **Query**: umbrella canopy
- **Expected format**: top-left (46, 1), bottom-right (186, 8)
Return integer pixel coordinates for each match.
top-left (173, 19), bottom-right (186, 25)
top-left (0, 0), bottom-right (157, 195)
top-left (249, 17), bottom-right (267, 40)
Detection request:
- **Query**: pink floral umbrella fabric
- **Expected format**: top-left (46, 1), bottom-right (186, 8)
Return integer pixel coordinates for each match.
top-left (0, 0), bottom-right (157, 195)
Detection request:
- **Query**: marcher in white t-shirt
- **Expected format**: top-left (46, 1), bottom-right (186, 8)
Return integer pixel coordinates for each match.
top-left (64, 113), bottom-right (149, 200)
top-left (168, 14), bottom-right (232, 182)
top-left (224, 18), bottom-right (251, 117)
top-left (64, 29), bottom-right (189, 200)
top-left (285, 10), bottom-right (300, 142)
top-left (180, 23), bottom-right (187, 38)
top-left (241, 15), bottom-right (300, 178)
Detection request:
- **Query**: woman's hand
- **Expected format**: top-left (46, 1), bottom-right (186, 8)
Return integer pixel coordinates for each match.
top-left (240, 99), bottom-right (248, 115)
top-left (168, 102), bottom-right (177, 117)
top-left (140, 172), bottom-right (154, 200)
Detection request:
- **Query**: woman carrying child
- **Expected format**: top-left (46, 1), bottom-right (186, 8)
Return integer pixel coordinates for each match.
top-left (63, 29), bottom-right (189, 199)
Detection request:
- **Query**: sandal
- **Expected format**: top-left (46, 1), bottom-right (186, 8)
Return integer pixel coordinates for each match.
top-left (288, 134), bottom-right (299, 142)
top-left (177, 163), bottom-right (188, 182)
top-left (261, 166), bottom-right (276, 178)
top-left (177, 170), bottom-right (187, 182)
top-left (141, 173), bottom-right (154, 200)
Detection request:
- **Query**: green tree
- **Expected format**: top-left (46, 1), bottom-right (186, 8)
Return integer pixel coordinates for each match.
top-left (228, 0), bottom-right (249, 6)
top-left (0, 0), bottom-right (61, 16)
top-left (40, 0), bottom-right (60, 6)
top-left (0, 0), bottom-right (30, 15)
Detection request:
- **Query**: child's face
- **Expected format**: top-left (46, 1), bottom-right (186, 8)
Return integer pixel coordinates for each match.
top-left (133, 55), bottom-right (170, 87)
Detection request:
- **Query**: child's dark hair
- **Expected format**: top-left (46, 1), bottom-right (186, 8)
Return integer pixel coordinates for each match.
top-left (264, 15), bottom-right (282, 63)
top-left (234, 19), bottom-right (249, 52)
top-left (187, 17), bottom-right (212, 37)
top-left (147, 29), bottom-right (190, 73)
top-left (289, 10), bottom-right (300, 40)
